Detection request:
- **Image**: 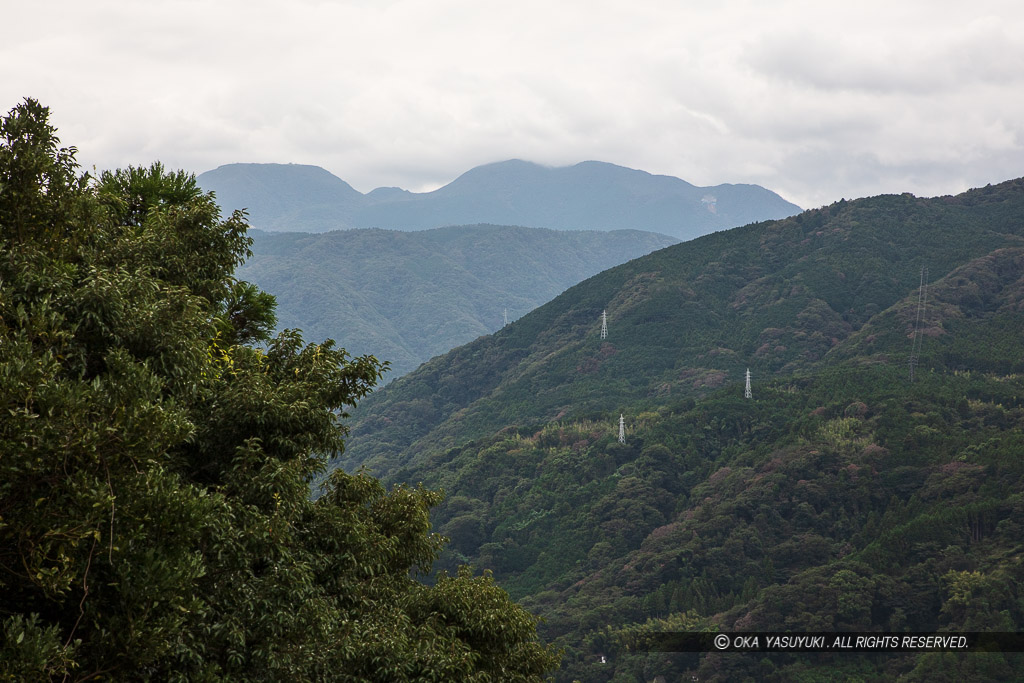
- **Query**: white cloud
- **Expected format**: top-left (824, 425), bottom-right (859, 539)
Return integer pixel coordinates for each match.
top-left (3, 0), bottom-right (1023, 208)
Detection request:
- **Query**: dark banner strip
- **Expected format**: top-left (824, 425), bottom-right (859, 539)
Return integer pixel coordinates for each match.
top-left (629, 632), bottom-right (1024, 653)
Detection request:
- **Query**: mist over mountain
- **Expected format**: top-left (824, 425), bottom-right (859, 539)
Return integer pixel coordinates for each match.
top-left (240, 224), bottom-right (678, 379)
top-left (198, 160), bottom-right (801, 240)
top-left (339, 178), bottom-right (1024, 681)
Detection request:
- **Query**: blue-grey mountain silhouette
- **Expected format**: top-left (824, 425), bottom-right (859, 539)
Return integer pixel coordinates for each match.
top-left (198, 159), bottom-right (800, 240)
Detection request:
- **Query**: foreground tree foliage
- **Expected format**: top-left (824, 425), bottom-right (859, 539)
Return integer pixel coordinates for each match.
top-left (0, 99), bottom-right (560, 681)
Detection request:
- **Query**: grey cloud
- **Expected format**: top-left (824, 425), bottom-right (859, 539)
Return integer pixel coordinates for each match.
top-left (4, 1), bottom-right (1023, 212)
top-left (744, 21), bottom-right (1024, 95)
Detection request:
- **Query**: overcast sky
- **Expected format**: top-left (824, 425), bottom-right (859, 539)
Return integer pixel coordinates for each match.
top-left (5, 1), bottom-right (1023, 209)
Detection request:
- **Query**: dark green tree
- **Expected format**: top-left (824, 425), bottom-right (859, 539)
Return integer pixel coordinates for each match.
top-left (0, 99), bottom-right (560, 681)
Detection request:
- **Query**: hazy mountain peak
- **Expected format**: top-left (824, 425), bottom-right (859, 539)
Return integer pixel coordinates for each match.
top-left (365, 186), bottom-right (414, 203)
top-left (205, 162), bottom-right (359, 193)
top-left (438, 159), bottom-right (549, 194)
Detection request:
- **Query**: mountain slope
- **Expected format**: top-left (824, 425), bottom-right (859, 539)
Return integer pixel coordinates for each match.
top-left (199, 160), bottom-right (801, 240)
top-left (342, 182), bottom-right (1024, 471)
top-left (197, 163), bottom-right (363, 232)
top-left (338, 179), bottom-right (1024, 681)
top-left (239, 224), bottom-right (678, 378)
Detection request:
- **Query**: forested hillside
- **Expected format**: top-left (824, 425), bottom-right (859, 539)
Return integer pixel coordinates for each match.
top-left (0, 100), bottom-right (559, 681)
top-left (198, 160), bottom-right (801, 240)
top-left (343, 180), bottom-right (1024, 681)
top-left (240, 225), bottom-right (678, 378)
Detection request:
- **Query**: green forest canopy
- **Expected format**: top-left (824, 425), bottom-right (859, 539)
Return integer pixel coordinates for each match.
top-left (0, 99), bottom-right (559, 681)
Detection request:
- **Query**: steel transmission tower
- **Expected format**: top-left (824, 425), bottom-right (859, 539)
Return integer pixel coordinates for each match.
top-left (618, 414), bottom-right (625, 443)
top-left (503, 308), bottom-right (509, 326)
top-left (909, 266), bottom-right (929, 381)
top-left (601, 310), bottom-right (608, 339)
top-left (744, 368), bottom-right (752, 399)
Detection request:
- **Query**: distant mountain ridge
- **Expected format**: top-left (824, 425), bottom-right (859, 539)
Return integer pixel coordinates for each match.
top-left (198, 160), bottom-right (801, 240)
